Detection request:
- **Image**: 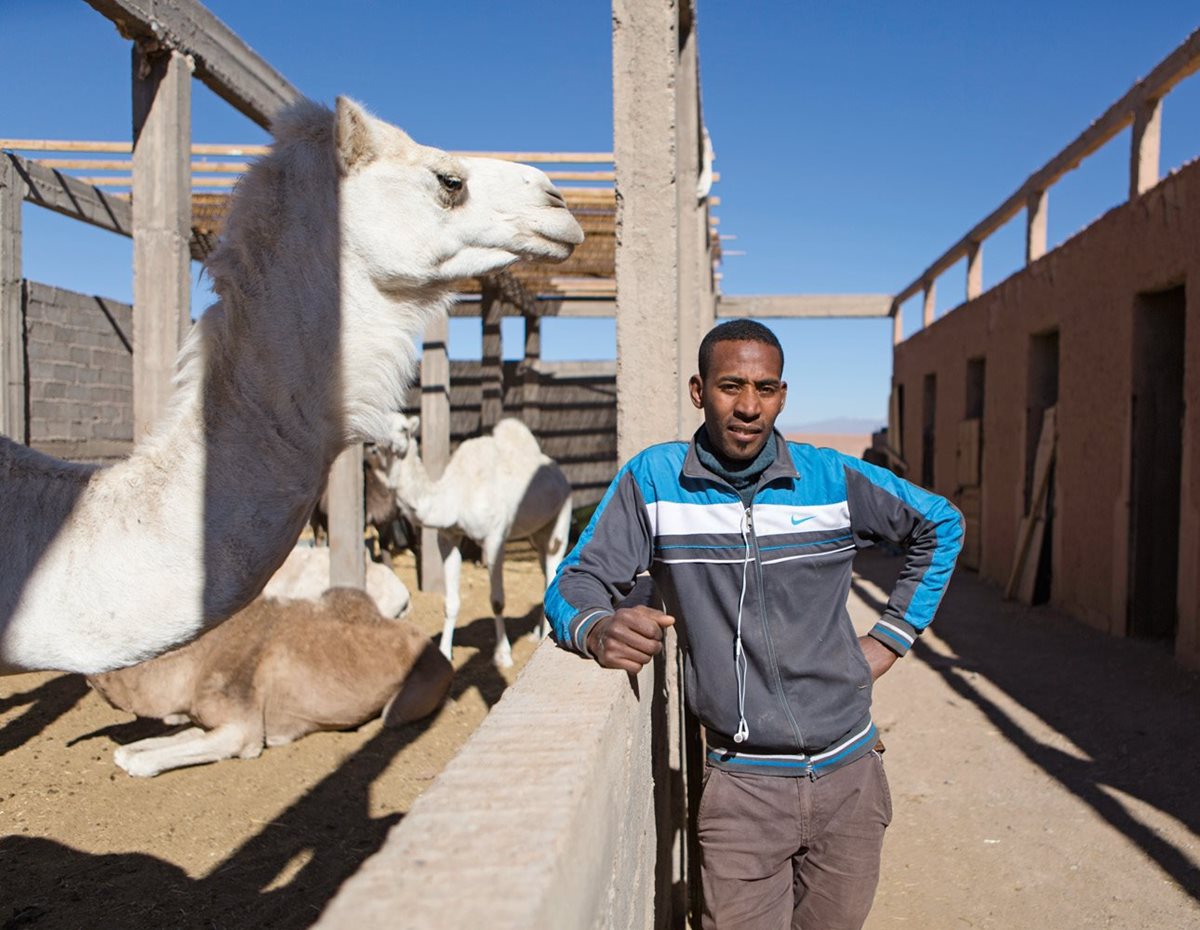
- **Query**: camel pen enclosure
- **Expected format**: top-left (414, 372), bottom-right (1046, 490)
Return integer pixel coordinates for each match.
top-left (1, 1), bottom-right (719, 928)
top-left (5, 3), bottom-right (1200, 930)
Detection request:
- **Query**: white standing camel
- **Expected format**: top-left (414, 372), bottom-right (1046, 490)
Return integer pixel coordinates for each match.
top-left (389, 415), bottom-right (573, 668)
top-left (88, 588), bottom-right (452, 777)
top-left (0, 97), bottom-right (582, 675)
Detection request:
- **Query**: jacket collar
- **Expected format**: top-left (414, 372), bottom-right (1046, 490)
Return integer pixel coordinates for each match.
top-left (681, 428), bottom-right (799, 486)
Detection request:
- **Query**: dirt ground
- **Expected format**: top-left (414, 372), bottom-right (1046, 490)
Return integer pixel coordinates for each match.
top-left (0, 551), bottom-right (547, 930)
top-left (3, 549), bottom-right (1199, 929)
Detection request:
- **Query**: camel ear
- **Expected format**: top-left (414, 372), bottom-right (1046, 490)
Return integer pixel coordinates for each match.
top-left (408, 415), bottom-right (421, 436)
top-left (335, 96), bottom-right (378, 175)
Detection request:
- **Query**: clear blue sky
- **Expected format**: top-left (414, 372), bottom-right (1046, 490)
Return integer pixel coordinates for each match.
top-left (3, 1), bottom-right (1198, 431)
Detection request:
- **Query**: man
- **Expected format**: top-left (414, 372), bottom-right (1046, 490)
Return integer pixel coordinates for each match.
top-left (545, 319), bottom-right (963, 929)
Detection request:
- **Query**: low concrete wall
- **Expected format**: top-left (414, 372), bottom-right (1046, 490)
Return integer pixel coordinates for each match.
top-left (314, 639), bottom-right (663, 930)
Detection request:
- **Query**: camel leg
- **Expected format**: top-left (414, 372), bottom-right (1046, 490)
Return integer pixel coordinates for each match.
top-left (529, 497), bottom-right (573, 642)
top-left (483, 533), bottom-right (512, 669)
top-left (438, 532), bottom-right (463, 662)
top-left (113, 723), bottom-right (261, 778)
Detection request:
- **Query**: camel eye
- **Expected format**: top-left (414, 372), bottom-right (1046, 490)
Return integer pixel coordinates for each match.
top-left (437, 173), bottom-right (463, 192)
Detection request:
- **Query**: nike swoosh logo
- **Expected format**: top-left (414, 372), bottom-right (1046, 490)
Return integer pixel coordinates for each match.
top-left (791, 515), bottom-right (815, 526)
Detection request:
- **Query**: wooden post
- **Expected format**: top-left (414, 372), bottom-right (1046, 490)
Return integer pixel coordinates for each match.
top-left (892, 303), bottom-right (903, 346)
top-left (522, 313), bottom-right (541, 431)
top-left (131, 40), bottom-right (192, 439)
top-left (613, 0), bottom-right (680, 463)
top-left (328, 444), bottom-right (365, 589)
top-left (1025, 189), bottom-right (1048, 265)
top-left (0, 157), bottom-right (26, 442)
top-left (1130, 96), bottom-right (1162, 200)
top-left (419, 313), bottom-right (451, 593)
top-left (480, 283), bottom-right (503, 431)
top-left (966, 240), bottom-right (983, 301)
top-left (922, 280), bottom-right (936, 328)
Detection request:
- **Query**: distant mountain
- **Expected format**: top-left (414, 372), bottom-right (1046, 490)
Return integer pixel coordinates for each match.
top-left (782, 417), bottom-right (884, 435)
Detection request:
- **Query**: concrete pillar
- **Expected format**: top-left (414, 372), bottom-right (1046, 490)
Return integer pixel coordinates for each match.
top-left (922, 281), bottom-right (936, 328)
top-left (1130, 96), bottom-right (1162, 200)
top-left (676, 5), bottom-right (707, 437)
top-left (613, 0), bottom-right (681, 463)
top-left (522, 313), bottom-right (541, 430)
top-left (966, 241), bottom-right (983, 301)
top-left (0, 157), bottom-right (26, 442)
top-left (1025, 189), bottom-right (1048, 265)
top-left (481, 283), bottom-right (503, 431)
top-left (328, 444), bottom-right (365, 589)
top-left (419, 313), bottom-right (451, 592)
top-left (131, 41), bottom-right (192, 439)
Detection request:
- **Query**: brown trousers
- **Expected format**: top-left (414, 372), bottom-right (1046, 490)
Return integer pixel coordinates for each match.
top-left (697, 751), bottom-right (892, 930)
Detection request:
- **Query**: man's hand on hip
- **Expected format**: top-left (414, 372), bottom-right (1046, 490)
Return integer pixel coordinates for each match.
top-left (587, 606), bottom-right (676, 673)
top-left (859, 634), bottom-right (899, 681)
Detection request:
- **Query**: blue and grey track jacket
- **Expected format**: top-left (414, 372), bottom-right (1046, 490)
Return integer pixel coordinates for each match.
top-left (546, 432), bottom-right (963, 777)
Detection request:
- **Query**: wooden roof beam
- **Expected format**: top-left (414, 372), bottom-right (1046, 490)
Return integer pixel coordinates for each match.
top-left (6, 150), bottom-right (208, 261)
top-left (84, 0), bottom-right (301, 128)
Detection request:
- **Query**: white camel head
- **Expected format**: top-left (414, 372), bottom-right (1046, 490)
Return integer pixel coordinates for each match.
top-left (335, 97), bottom-right (584, 288)
top-left (381, 412), bottom-right (420, 458)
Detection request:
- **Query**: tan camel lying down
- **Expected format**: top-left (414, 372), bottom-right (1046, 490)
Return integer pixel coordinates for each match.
top-left (88, 588), bottom-right (452, 777)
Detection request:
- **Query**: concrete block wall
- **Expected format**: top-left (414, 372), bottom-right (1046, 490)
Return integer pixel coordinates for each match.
top-left (314, 640), bottom-right (662, 930)
top-left (892, 156), bottom-right (1200, 668)
top-left (24, 281), bottom-right (134, 461)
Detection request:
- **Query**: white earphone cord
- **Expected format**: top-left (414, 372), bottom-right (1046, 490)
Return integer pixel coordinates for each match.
top-left (733, 512), bottom-right (751, 744)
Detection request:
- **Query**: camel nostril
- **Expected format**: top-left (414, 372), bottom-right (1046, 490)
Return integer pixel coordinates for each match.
top-left (546, 187), bottom-right (566, 208)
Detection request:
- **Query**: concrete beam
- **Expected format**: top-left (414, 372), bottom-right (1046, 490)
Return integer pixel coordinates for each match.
top-left (3, 151), bottom-right (209, 261)
top-left (613, 0), bottom-right (682, 460)
top-left (327, 444), bottom-right (365, 589)
top-left (449, 297), bottom-right (617, 318)
top-left (718, 293), bottom-right (893, 318)
top-left (480, 284), bottom-right (503, 430)
top-left (676, 7), bottom-right (707, 434)
top-left (419, 314), bottom-right (450, 593)
top-left (131, 42), bottom-right (192, 439)
top-left (1130, 96), bottom-right (1162, 199)
top-left (0, 158), bottom-right (26, 442)
top-left (1025, 189), bottom-right (1048, 265)
top-left (893, 27), bottom-right (1200, 307)
top-left (86, 0), bottom-right (301, 128)
top-left (966, 241), bottom-right (983, 301)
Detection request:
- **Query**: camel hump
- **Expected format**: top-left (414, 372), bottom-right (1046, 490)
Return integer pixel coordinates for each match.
top-left (491, 418), bottom-right (541, 455)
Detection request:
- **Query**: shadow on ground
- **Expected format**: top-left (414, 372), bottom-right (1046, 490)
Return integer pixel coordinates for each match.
top-left (853, 547), bottom-right (1200, 903)
top-left (447, 605), bottom-right (542, 708)
top-left (1, 684), bottom-right (450, 929)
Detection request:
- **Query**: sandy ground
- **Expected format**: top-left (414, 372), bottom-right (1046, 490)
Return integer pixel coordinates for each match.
top-left (3, 548), bottom-right (1199, 929)
top-left (854, 550), bottom-right (1200, 930)
top-left (0, 551), bottom-right (547, 930)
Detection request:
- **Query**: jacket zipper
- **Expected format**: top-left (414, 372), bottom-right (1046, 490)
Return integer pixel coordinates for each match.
top-left (746, 504), bottom-right (808, 757)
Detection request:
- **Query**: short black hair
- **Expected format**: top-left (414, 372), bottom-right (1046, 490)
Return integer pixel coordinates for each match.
top-left (697, 319), bottom-right (784, 379)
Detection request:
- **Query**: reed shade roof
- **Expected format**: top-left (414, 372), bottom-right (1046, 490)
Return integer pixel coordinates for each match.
top-left (2, 140), bottom-right (722, 302)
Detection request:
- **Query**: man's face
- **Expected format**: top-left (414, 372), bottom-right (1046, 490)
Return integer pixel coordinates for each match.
top-left (689, 339), bottom-right (787, 462)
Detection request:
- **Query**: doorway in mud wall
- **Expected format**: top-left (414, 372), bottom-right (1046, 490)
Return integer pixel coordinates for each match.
top-left (1128, 286), bottom-right (1185, 645)
top-left (921, 373), bottom-right (936, 488)
top-left (1026, 330), bottom-right (1059, 605)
